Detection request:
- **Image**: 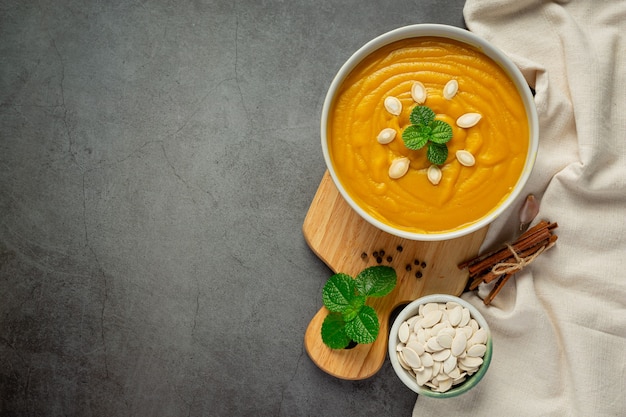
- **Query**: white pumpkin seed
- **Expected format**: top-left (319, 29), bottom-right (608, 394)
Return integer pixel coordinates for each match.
top-left (452, 375), bottom-right (466, 385)
top-left (406, 340), bottom-right (425, 356)
top-left (398, 321), bottom-right (410, 343)
top-left (411, 318), bottom-right (423, 334)
top-left (451, 331), bottom-right (467, 357)
top-left (461, 326), bottom-right (473, 339)
top-left (432, 361), bottom-right (442, 377)
top-left (459, 356), bottom-right (483, 368)
top-left (448, 369), bottom-right (462, 381)
top-left (448, 305), bottom-right (462, 326)
top-left (458, 361), bottom-right (479, 373)
top-left (468, 328), bottom-right (488, 346)
top-left (406, 315), bottom-right (420, 328)
top-left (448, 368), bottom-right (462, 380)
top-left (423, 329), bottom-right (433, 341)
top-left (467, 343), bottom-right (487, 357)
top-left (411, 81), bottom-right (427, 104)
top-left (456, 150), bottom-right (476, 167)
top-left (443, 353), bottom-right (457, 374)
top-left (420, 352), bottom-right (434, 367)
top-left (436, 333), bottom-right (453, 349)
top-left (377, 127), bottom-right (397, 144)
top-left (439, 327), bottom-right (456, 339)
top-left (432, 348), bottom-right (451, 362)
top-left (426, 336), bottom-right (445, 352)
top-left (388, 157), bottom-right (410, 179)
top-left (384, 96), bottom-right (402, 115)
top-left (415, 366), bottom-right (433, 386)
top-left (443, 79), bottom-right (458, 100)
top-left (397, 351), bottom-right (411, 371)
top-left (412, 365), bottom-right (424, 374)
top-left (416, 327), bottom-right (427, 344)
top-left (427, 165), bottom-right (442, 185)
top-left (469, 319), bottom-right (479, 334)
top-left (436, 373), bottom-right (451, 382)
top-left (431, 322), bottom-right (449, 336)
top-left (420, 309), bottom-right (443, 328)
top-left (456, 112), bottom-right (482, 128)
top-left (402, 347), bottom-right (423, 369)
top-left (422, 303), bottom-right (440, 315)
top-left (459, 308), bottom-right (471, 327)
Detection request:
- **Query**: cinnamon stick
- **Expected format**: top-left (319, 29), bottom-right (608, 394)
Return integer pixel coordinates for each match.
top-left (459, 220), bottom-right (558, 305)
top-left (484, 273), bottom-right (513, 305)
top-left (467, 229), bottom-right (550, 276)
top-left (465, 221), bottom-right (556, 276)
top-left (480, 234), bottom-right (558, 284)
top-left (458, 221), bottom-right (553, 270)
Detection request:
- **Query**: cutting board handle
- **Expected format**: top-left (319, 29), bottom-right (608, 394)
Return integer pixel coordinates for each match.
top-left (302, 171), bottom-right (488, 380)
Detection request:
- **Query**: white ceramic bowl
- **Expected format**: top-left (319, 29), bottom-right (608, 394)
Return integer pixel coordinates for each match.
top-left (321, 24), bottom-right (539, 241)
top-left (388, 294), bottom-right (492, 397)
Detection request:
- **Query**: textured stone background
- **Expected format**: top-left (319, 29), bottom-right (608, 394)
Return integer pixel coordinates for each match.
top-left (0, 1), bottom-right (465, 415)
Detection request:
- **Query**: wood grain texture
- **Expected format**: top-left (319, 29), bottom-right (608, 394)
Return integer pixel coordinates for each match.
top-left (303, 171), bottom-right (488, 380)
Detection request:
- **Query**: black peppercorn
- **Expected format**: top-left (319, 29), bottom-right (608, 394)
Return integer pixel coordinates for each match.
top-left (386, 256), bottom-right (392, 262)
top-left (421, 261), bottom-right (427, 268)
top-left (415, 271), bottom-right (423, 278)
top-left (376, 257), bottom-right (383, 264)
top-left (405, 264), bottom-right (412, 272)
top-left (396, 245), bottom-right (403, 252)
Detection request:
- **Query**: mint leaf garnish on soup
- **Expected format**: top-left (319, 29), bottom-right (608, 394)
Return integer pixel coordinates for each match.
top-left (402, 106), bottom-right (453, 165)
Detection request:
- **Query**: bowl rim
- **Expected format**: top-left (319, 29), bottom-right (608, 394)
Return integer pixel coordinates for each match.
top-left (388, 294), bottom-right (493, 397)
top-left (320, 23), bottom-right (539, 241)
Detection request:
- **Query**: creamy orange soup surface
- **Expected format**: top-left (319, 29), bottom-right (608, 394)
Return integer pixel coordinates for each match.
top-left (328, 37), bottom-right (529, 234)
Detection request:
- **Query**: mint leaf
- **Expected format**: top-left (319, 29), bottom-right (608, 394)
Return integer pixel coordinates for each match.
top-left (427, 142), bottom-right (448, 165)
top-left (402, 125), bottom-right (429, 150)
top-left (409, 105), bottom-right (435, 126)
top-left (354, 266), bottom-right (397, 298)
top-left (401, 105), bottom-right (455, 165)
top-left (321, 313), bottom-right (351, 349)
top-left (322, 273), bottom-right (355, 313)
top-left (430, 120), bottom-right (453, 144)
top-left (341, 295), bottom-right (366, 322)
top-left (320, 266), bottom-right (398, 349)
top-left (345, 305), bottom-right (379, 345)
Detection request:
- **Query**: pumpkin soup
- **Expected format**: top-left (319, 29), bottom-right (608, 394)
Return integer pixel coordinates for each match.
top-left (327, 37), bottom-right (529, 234)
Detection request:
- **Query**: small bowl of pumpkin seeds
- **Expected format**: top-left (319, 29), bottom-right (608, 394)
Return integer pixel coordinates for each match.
top-left (388, 294), bottom-right (492, 398)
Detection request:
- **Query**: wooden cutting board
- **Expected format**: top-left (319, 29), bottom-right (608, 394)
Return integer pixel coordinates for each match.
top-left (303, 171), bottom-right (488, 380)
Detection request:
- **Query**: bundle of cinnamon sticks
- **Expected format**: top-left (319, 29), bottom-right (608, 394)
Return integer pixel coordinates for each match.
top-left (459, 220), bottom-right (558, 305)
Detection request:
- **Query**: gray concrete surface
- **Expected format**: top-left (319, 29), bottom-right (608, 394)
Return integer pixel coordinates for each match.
top-left (1, 1), bottom-right (466, 415)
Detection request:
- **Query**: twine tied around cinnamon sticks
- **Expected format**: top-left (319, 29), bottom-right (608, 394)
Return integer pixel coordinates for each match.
top-left (491, 240), bottom-right (555, 275)
top-left (459, 220), bottom-right (558, 305)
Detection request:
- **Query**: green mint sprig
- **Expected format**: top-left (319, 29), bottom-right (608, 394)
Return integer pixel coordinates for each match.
top-left (402, 106), bottom-right (453, 165)
top-left (321, 266), bottom-right (397, 349)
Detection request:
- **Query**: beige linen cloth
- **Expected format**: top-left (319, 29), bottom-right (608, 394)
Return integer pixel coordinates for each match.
top-left (413, 1), bottom-right (626, 416)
